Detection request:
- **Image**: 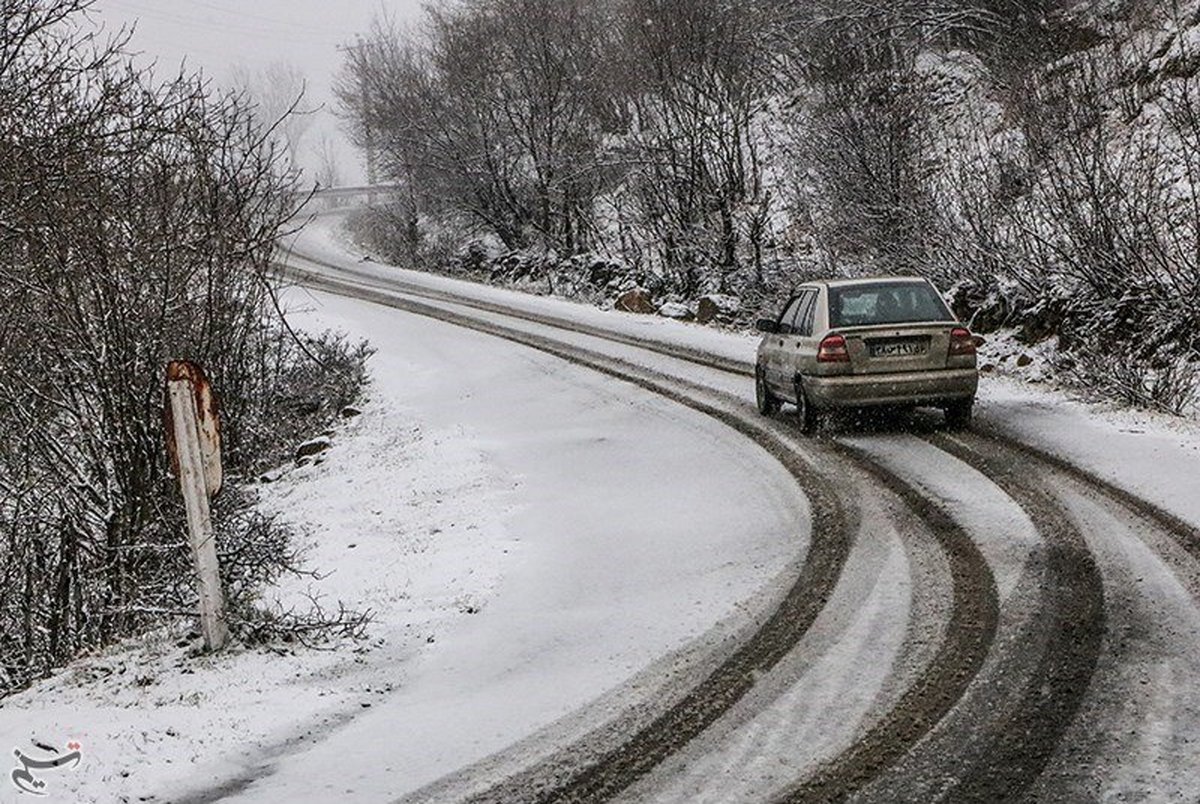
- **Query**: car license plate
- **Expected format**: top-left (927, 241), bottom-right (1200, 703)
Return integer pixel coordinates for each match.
top-left (868, 339), bottom-right (928, 358)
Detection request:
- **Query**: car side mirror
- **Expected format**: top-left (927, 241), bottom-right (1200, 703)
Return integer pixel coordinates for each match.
top-left (971, 335), bottom-right (987, 348)
top-left (756, 318), bottom-right (780, 334)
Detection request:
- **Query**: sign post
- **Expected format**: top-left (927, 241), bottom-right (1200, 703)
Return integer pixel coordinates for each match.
top-left (165, 360), bottom-right (229, 651)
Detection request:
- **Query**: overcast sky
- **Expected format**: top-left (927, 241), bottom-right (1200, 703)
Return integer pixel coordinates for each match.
top-left (90, 0), bottom-right (426, 183)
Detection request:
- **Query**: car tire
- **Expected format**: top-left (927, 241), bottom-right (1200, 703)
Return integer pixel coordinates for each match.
top-left (945, 399), bottom-right (974, 430)
top-left (756, 365), bottom-right (781, 415)
top-left (795, 377), bottom-right (819, 435)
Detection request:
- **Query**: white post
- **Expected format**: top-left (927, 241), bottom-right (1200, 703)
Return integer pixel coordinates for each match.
top-left (168, 378), bottom-right (230, 651)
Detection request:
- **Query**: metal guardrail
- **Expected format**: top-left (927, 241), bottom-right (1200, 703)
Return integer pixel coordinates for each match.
top-left (297, 184), bottom-right (401, 200)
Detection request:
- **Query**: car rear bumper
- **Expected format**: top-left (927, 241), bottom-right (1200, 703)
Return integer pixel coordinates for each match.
top-left (803, 368), bottom-right (978, 409)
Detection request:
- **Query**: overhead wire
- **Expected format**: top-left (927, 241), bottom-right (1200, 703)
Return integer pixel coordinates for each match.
top-left (184, 0), bottom-right (347, 36)
top-left (102, 0), bottom-right (357, 44)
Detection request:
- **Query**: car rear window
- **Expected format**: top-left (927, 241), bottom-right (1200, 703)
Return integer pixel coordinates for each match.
top-left (828, 282), bottom-right (954, 328)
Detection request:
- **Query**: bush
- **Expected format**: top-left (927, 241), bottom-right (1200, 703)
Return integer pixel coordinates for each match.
top-left (245, 330), bottom-right (375, 473)
top-left (0, 326), bottom-right (374, 699)
top-left (0, 3), bottom-right (373, 698)
top-left (1058, 349), bottom-right (1199, 417)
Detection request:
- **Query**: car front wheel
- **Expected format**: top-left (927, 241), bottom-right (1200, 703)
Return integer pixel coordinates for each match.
top-left (756, 365), bottom-right (781, 415)
top-left (795, 378), bottom-right (819, 435)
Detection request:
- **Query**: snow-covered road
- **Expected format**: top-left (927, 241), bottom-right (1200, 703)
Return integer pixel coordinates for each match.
top-left (268, 214), bottom-right (1200, 803)
top-left (7, 211), bottom-right (1200, 804)
top-left (195, 286), bottom-right (810, 802)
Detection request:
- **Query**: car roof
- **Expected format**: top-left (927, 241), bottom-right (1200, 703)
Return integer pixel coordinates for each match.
top-left (800, 276), bottom-right (932, 291)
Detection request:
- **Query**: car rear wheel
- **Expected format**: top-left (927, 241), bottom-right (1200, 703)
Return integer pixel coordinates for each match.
top-left (795, 378), bottom-right (819, 435)
top-left (945, 399), bottom-right (974, 430)
top-left (756, 365), bottom-right (781, 415)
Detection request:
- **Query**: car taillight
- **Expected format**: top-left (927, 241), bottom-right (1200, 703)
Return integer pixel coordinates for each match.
top-left (817, 333), bottom-right (850, 363)
top-left (949, 327), bottom-right (976, 357)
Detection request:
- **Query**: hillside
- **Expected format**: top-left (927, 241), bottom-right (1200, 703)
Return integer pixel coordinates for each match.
top-left (340, 0), bottom-right (1200, 416)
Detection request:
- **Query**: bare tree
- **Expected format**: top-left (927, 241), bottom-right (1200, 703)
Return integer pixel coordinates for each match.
top-left (231, 61), bottom-right (315, 168)
top-left (612, 0), bottom-right (781, 294)
top-left (338, 0), bottom-right (619, 253)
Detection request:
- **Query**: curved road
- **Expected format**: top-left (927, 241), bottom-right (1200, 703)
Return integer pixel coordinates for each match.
top-left (269, 221), bottom-right (1200, 803)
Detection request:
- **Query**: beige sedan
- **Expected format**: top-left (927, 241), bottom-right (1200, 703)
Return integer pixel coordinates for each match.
top-left (755, 277), bottom-right (979, 433)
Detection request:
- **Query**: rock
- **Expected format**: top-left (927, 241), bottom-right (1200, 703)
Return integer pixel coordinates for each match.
top-left (696, 294), bottom-right (741, 325)
top-left (490, 248), bottom-right (558, 286)
top-left (615, 287), bottom-right (657, 314)
top-left (968, 301), bottom-right (1011, 335)
top-left (339, 405), bottom-right (362, 419)
top-left (1016, 353), bottom-right (1034, 368)
top-left (586, 257), bottom-right (623, 289)
top-left (296, 436), bottom-right (332, 462)
top-left (293, 399), bottom-right (320, 415)
top-left (456, 237), bottom-right (502, 274)
top-left (1016, 294), bottom-right (1067, 344)
top-left (657, 302), bottom-right (694, 321)
top-left (258, 467), bottom-right (285, 484)
top-left (980, 363), bottom-right (997, 374)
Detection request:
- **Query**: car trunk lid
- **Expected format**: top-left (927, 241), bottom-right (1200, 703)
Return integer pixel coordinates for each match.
top-left (836, 323), bottom-right (957, 374)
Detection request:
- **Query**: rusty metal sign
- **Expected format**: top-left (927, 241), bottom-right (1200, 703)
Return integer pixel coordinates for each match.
top-left (164, 360), bottom-right (223, 497)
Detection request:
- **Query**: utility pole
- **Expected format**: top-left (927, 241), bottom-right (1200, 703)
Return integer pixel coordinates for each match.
top-left (339, 36), bottom-right (378, 202)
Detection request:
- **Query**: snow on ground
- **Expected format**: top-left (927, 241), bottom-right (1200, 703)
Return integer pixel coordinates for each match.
top-left (186, 288), bottom-right (805, 803)
top-left (972, 331), bottom-right (1200, 525)
top-left (281, 214), bottom-right (761, 370)
top-left (978, 378), bottom-right (1200, 526)
top-left (976, 328), bottom-right (1059, 385)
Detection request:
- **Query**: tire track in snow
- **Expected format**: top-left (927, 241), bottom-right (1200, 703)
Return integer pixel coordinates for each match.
top-left (967, 426), bottom-right (1200, 568)
top-left (835, 432), bottom-right (1105, 802)
top-left (770, 441), bottom-right (1000, 803)
top-left (280, 262), bottom-right (1009, 802)
top-left (277, 250), bottom-right (754, 376)
top-left (940, 430), bottom-right (1200, 801)
top-left (282, 242), bottom-right (1199, 800)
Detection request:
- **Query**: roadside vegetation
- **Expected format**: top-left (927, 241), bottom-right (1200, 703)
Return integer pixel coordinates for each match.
top-left (339, 0), bottom-right (1200, 416)
top-left (0, 1), bottom-right (370, 698)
